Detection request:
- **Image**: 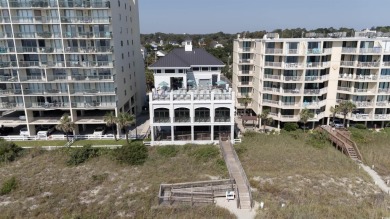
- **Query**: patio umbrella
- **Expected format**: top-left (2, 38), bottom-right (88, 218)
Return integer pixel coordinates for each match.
top-left (159, 81), bottom-right (168, 87)
top-left (215, 80), bottom-right (227, 85)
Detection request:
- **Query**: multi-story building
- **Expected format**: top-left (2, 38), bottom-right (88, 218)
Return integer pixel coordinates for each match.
top-left (148, 39), bottom-right (235, 145)
top-left (0, 0), bottom-right (145, 135)
top-left (233, 30), bottom-right (390, 128)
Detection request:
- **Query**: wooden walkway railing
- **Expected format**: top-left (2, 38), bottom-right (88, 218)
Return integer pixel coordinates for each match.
top-left (319, 125), bottom-right (363, 162)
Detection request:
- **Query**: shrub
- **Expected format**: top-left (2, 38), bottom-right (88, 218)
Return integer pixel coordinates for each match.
top-left (0, 139), bottom-right (23, 163)
top-left (306, 130), bottom-right (329, 149)
top-left (67, 144), bottom-right (99, 166)
top-left (243, 131), bottom-right (257, 137)
top-left (0, 176), bottom-right (17, 195)
top-left (283, 123), bottom-right (299, 132)
top-left (189, 146), bottom-right (219, 162)
top-left (115, 142), bottom-right (148, 165)
top-left (157, 145), bottom-right (179, 158)
top-left (350, 128), bottom-right (369, 144)
top-left (354, 124), bottom-right (367, 129)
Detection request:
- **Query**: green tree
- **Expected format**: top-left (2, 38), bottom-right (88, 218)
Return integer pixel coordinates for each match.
top-left (55, 114), bottom-right (75, 141)
top-left (299, 108), bottom-right (314, 132)
top-left (329, 106), bottom-right (340, 123)
top-left (338, 101), bottom-right (357, 127)
top-left (241, 94), bottom-right (252, 116)
top-left (103, 112), bottom-right (117, 141)
top-left (117, 112), bottom-right (135, 144)
top-left (145, 69), bottom-right (154, 91)
top-left (258, 109), bottom-right (273, 132)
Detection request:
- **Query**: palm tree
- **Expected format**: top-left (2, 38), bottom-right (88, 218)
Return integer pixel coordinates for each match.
top-left (55, 114), bottom-right (75, 141)
top-left (299, 108), bottom-right (314, 132)
top-left (339, 101), bottom-right (357, 127)
top-left (242, 94), bottom-right (252, 116)
top-left (258, 109), bottom-right (271, 132)
top-left (116, 112), bottom-right (135, 144)
top-left (329, 106), bottom-right (340, 123)
top-left (103, 112), bottom-right (117, 141)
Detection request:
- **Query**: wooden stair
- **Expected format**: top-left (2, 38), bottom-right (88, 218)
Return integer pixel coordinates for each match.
top-left (318, 125), bottom-right (363, 162)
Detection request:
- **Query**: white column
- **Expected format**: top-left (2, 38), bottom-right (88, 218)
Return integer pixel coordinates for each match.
top-left (191, 126), bottom-right (194, 142)
top-left (230, 125), bottom-right (234, 143)
top-left (151, 126), bottom-right (155, 142)
top-left (211, 125), bottom-right (214, 141)
top-left (171, 126), bottom-right (174, 142)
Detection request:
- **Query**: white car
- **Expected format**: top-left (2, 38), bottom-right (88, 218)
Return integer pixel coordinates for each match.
top-left (93, 126), bottom-right (106, 135)
top-left (330, 120), bottom-right (344, 128)
top-left (20, 127), bottom-right (29, 136)
top-left (37, 126), bottom-right (55, 137)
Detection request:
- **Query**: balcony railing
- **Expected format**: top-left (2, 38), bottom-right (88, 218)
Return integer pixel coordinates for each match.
top-left (281, 102), bottom-right (300, 107)
top-left (355, 75), bottom-right (377, 80)
top-left (19, 76), bottom-right (45, 81)
top-left (238, 70), bottom-right (253, 75)
top-left (337, 86), bottom-right (352, 92)
top-left (383, 62), bottom-right (390, 67)
top-left (264, 74), bottom-right (281, 80)
top-left (379, 75), bottom-right (390, 80)
top-left (262, 99), bottom-right (279, 106)
top-left (378, 88), bottom-right (390, 93)
top-left (376, 101), bottom-right (390, 107)
top-left (59, 16), bottom-right (111, 24)
top-left (71, 102), bottom-right (116, 108)
top-left (58, 0), bottom-right (111, 8)
top-left (239, 59), bottom-right (253, 64)
top-left (284, 76), bottom-right (302, 81)
top-left (353, 101), bottom-right (373, 107)
top-left (307, 48), bottom-right (322, 54)
top-left (24, 89), bottom-right (68, 95)
top-left (0, 89), bottom-right (22, 95)
top-left (66, 61), bottom-right (114, 68)
top-left (72, 75), bottom-right (114, 81)
top-left (47, 75), bottom-right (67, 81)
top-left (284, 63), bottom-right (304, 68)
top-left (174, 117), bottom-right (190, 123)
top-left (0, 76), bottom-right (18, 81)
top-left (65, 46), bottom-right (113, 53)
top-left (305, 75), bottom-right (329, 81)
top-left (214, 117), bottom-right (231, 122)
top-left (154, 117), bottom-right (171, 123)
top-left (0, 102), bottom-right (24, 109)
top-left (0, 62), bottom-right (17, 68)
top-left (341, 48), bottom-right (357, 53)
top-left (306, 62), bottom-right (330, 68)
top-left (263, 87), bottom-right (280, 93)
top-left (374, 114), bottom-right (390, 120)
top-left (353, 88), bottom-right (375, 93)
top-left (340, 61), bottom-right (356, 67)
top-left (70, 89), bottom-right (115, 95)
top-left (351, 113), bottom-right (371, 120)
top-left (7, 0), bottom-right (58, 7)
top-left (62, 31), bottom-right (112, 38)
top-left (194, 117), bottom-right (211, 122)
top-left (264, 62), bottom-right (282, 67)
top-left (286, 49), bottom-right (299, 54)
top-left (357, 62), bottom-right (380, 68)
top-left (11, 16), bottom-right (60, 23)
top-left (359, 48), bottom-right (382, 53)
top-left (283, 89), bottom-right (301, 94)
top-left (265, 48), bottom-right (283, 54)
top-left (26, 102), bottom-right (70, 108)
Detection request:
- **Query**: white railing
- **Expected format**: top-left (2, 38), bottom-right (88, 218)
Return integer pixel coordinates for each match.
top-left (286, 49), bottom-right (299, 54)
top-left (359, 48), bottom-right (382, 53)
top-left (378, 88), bottom-right (390, 93)
top-left (264, 74), bottom-right (281, 80)
top-left (355, 75), bottom-right (377, 80)
top-left (351, 113), bottom-right (372, 120)
top-left (338, 86), bottom-right (352, 92)
top-left (353, 101), bottom-right (373, 107)
top-left (383, 62), bottom-right (390, 67)
top-left (281, 102), bottom-right (300, 107)
top-left (342, 48), bottom-right (357, 53)
top-left (374, 114), bottom-right (390, 120)
top-left (284, 63), bottom-right (304, 68)
top-left (354, 88), bottom-right (375, 93)
top-left (264, 62), bottom-right (282, 67)
top-left (340, 61), bottom-right (356, 67)
top-left (284, 76), bottom-right (302, 81)
top-left (262, 99), bottom-right (279, 105)
top-left (265, 48), bottom-right (283, 54)
top-left (376, 101), bottom-right (389, 107)
top-left (283, 89), bottom-right (301, 94)
top-left (379, 75), bottom-right (390, 80)
top-left (357, 62), bottom-right (380, 68)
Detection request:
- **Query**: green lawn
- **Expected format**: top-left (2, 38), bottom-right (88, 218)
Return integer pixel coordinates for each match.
top-left (14, 140), bottom-right (67, 147)
top-left (73, 139), bottom-right (128, 146)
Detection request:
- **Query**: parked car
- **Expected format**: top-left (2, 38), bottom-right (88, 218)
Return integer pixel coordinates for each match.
top-left (330, 119), bottom-right (344, 128)
top-left (20, 127), bottom-right (29, 136)
top-left (37, 125), bottom-right (55, 137)
top-left (93, 126), bottom-right (106, 135)
top-left (0, 126), bottom-right (13, 136)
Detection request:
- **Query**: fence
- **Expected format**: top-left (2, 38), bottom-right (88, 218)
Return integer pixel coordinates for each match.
top-left (1, 134), bottom-right (146, 141)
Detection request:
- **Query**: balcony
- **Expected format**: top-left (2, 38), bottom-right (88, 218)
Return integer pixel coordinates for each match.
top-left (341, 48), bottom-right (357, 53)
top-left (263, 74), bottom-right (281, 80)
top-left (340, 61), bottom-right (356, 67)
top-left (306, 48), bottom-right (322, 54)
top-left (357, 62), bottom-right (380, 68)
top-left (0, 76), bottom-right (18, 82)
top-left (353, 88), bottom-right (376, 93)
top-left (304, 87), bottom-right (327, 95)
top-left (58, 0), bottom-right (111, 8)
top-left (376, 101), bottom-right (390, 107)
top-left (281, 102), bottom-right (301, 107)
top-left (0, 62), bottom-right (17, 68)
top-left (194, 117), bottom-right (211, 122)
top-left (154, 117), bottom-right (171, 123)
top-left (24, 89), bottom-right (68, 95)
top-left (11, 16), bottom-right (60, 23)
top-left (284, 63), bottom-right (304, 69)
top-left (65, 46), bottom-right (113, 53)
top-left (374, 114), bottom-right (390, 120)
top-left (280, 115), bottom-right (299, 121)
top-left (238, 81), bottom-right (252, 87)
top-left (283, 89), bottom-right (301, 94)
top-left (26, 102), bottom-right (70, 109)
top-left (66, 61), bottom-right (114, 68)
top-left (71, 102), bottom-right (116, 108)
top-left (238, 70), bottom-right (253, 75)
top-left (19, 76), bottom-right (46, 82)
top-left (263, 87), bottom-right (280, 94)
top-left (13, 47), bottom-right (56, 53)
top-left (306, 62), bottom-right (330, 68)
top-left (0, 102), bottom-right (24, 109)
top-left (6, 0), bottom-right (58, 7)
top-left (305, 75), bottom-right (329, 81)
top-left (383, 62), bottom-right (390, 67)
top-left (174, 117), bottom-right (190, 123)
top-left (62, 31), bottom-right (112, 39)
top-left (239, 59), bottom-right (253, 64)
top-left (337, 86), bottom-right (352, 92)
top-left (265, 48), bottom-right (283, 54)
top-left (354, 74), bottom-right (377, 81)
top-left (286, 49), bottom-right (299, 55)
top-left (351, 114), bottom-right (372, 120)
top-left (70, 89), bottom-right (115, 95)
top-left (0, 89), bottom-right (22, 95)
top-left (379, 75), bottom-right (390, 80)
top-left (214, 117), bottom-right (231, 122)
top-left (262, 99), bottom-right (279, 106)
top-left (378, 88), bottom-right (390, 94)
top-left (359, 48), bottom-right (382, 54)
top-left (353, 101), bottom-right (374, 107)
top-left (239, 47), bottom-right (254, 53)
top-left (47, 75), bottom-right (68, 81)
top-left (60, 16), bottom-right (111, 24)
top-left (284, 76), bottom-right (302, 81)
top-left (264, 62), bottom-right (282, 67)
top-left (71, 75), bottom-right (114, 81)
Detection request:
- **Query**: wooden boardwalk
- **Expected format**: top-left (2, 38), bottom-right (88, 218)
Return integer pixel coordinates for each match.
top-left (220, 138), bottom-right (253, 209)
top-left (319, 125), bottom-right (363, 161)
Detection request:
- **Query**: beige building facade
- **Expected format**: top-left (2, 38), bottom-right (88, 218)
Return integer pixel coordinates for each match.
top-left (233, 31), bottom-right (390, 128)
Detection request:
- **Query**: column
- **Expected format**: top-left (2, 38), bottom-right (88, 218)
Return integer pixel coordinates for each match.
top-left (171, 126), bottom-right (174, 142)
top-left (381, 121), bottom-right (385, 129)
top-left (211, 125), bottom-right (214, 141)
top-left (230, 125), bottom-right (234, 144)
top-left (151, 126), bottom-right (155, 142)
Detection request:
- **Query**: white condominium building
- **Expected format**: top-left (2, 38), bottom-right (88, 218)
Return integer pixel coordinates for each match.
top-left (233, 30), bottom-right (390, 128)
top-left (148, 39), bottom-right (235, 145)
top-left (0, 0), bottom-right (145, 135)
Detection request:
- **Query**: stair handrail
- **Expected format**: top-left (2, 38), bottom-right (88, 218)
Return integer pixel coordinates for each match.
top-left (319, 126), bottom-right (360, 160)
top-left (335, 130), bottom-right (363, 161)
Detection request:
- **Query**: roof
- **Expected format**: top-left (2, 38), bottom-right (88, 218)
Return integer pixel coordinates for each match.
top-left (149, 48), bottom-right (225, 68)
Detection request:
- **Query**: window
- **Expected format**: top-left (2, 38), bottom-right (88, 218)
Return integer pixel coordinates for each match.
top-left (121, 41), bottom-right (123, 46)
top-left (122, 53), bottom-right (124, 59)
top-left (118, 0), bottom-right (120, 7)
top-left (195, 108), bottom-right (210, 122)
top-left (121, 66), bottom-right (124, 72)
top-left (193, 67), bottom-right (199, 71)
top-left (154, 108), bottom-right (169, 122)
top-left (201, 67), bottom-right (209, 71)
top-left (127, 40), bottom-right (129, 45)
top-left (128, 52), bottom-right (130, 57)
top-left (124, 90), bottom-right (126, 96)
top-left (178, 69), bottom-right (183, 73)
top-left (211, 67), bottom-right (218, 71)
top-left (165, 69), bottom-right (175, 73)
top-left (156, 70), bottom-right (161, 73)
top-left (124, 78), bottom-right (126, 83)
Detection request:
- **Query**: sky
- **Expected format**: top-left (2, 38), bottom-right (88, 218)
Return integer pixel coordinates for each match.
top-left (139, 0), bottom-right (390, 34)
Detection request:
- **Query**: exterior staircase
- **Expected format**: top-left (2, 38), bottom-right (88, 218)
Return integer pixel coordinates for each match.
top-left (319, 125), bottom-right (363, 162)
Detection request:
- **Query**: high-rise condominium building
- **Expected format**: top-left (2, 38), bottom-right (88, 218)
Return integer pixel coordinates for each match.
top-left (0, 0), bottom-right (145, 135)
top-left (233, 30), bottom-right (390, 128)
